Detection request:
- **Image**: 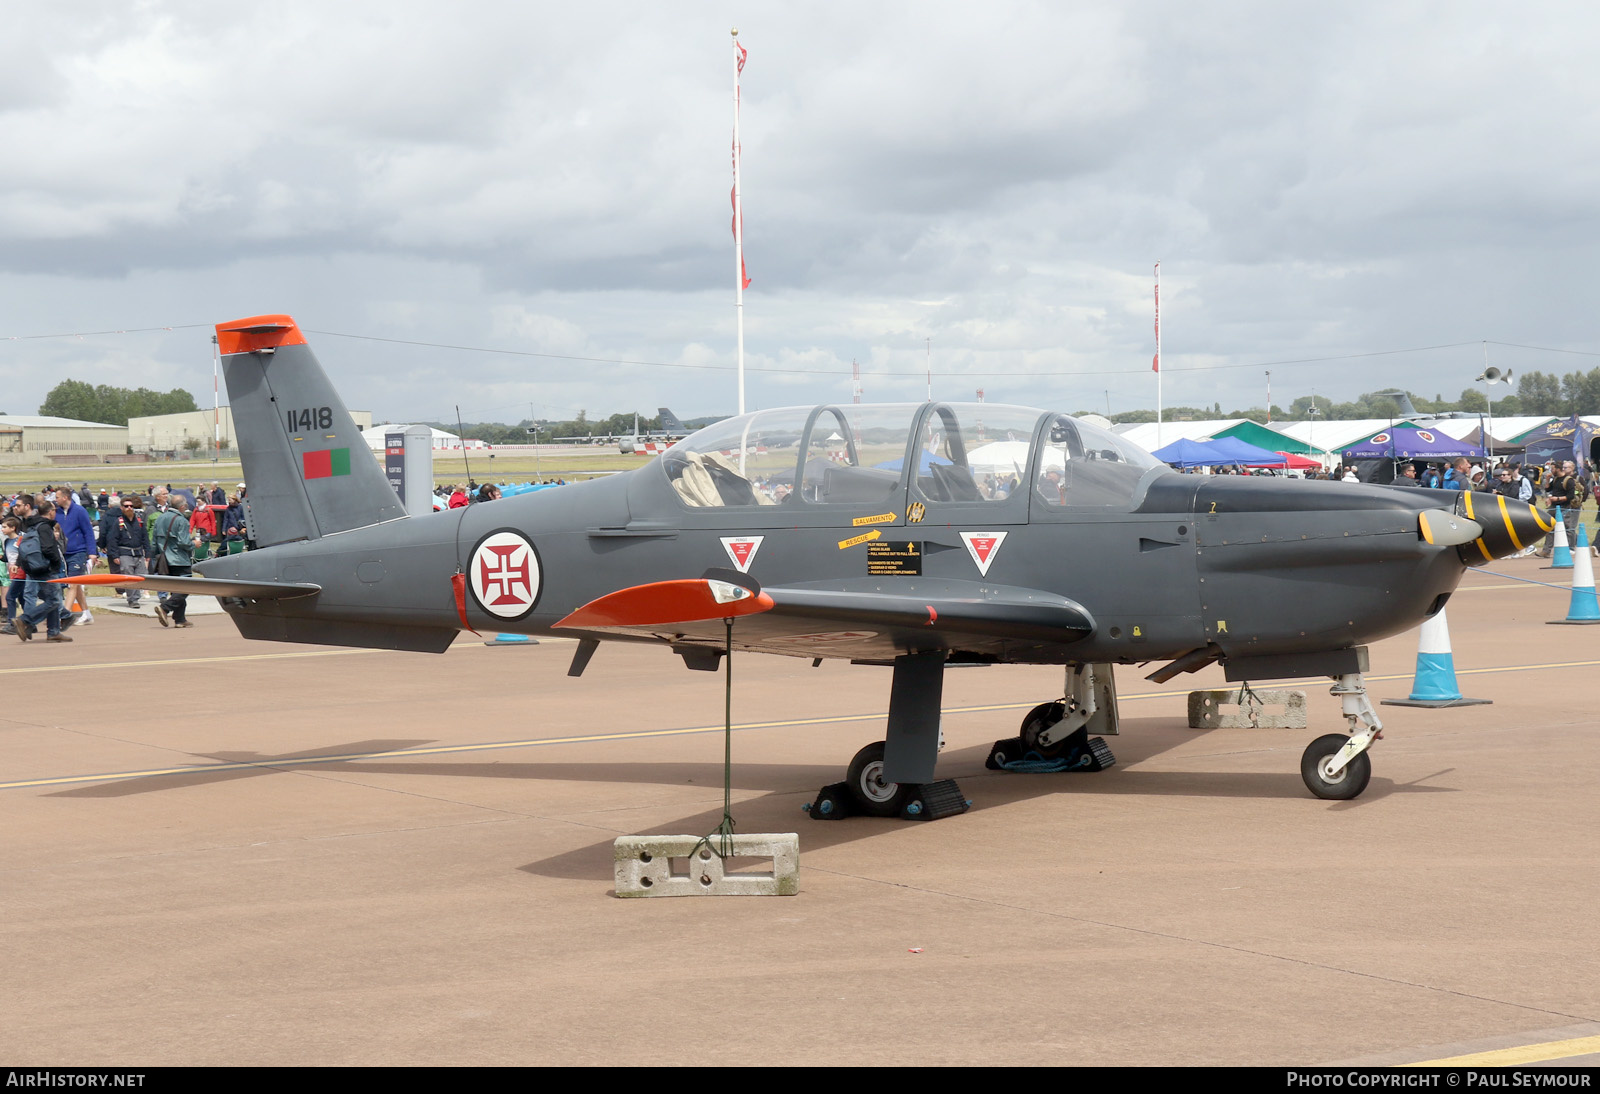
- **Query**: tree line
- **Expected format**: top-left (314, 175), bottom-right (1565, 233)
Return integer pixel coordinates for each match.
top-left (43, 367), bottom-right (1600, 438)
top-left (424, 410), bottom-right (671, 446)
top-left (40, 379), bottom-right (198, 425)
top-left (1099, 371), bottom-right (1600, 425)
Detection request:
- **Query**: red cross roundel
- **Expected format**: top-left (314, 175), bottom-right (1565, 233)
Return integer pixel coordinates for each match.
top-left (468, 529), bottom-right (542, 621)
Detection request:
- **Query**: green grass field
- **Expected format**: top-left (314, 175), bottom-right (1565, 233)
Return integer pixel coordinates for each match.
top-left (0, 449), bottom-right (654, 494)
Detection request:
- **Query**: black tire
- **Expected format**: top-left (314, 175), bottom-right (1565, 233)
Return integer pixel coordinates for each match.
top-left (1020, 701), bottom-right (1068, 758)
top-left (1300, 733), bottom-right (1372, 800)
top-left (845, 741), bottom-right (909, 817)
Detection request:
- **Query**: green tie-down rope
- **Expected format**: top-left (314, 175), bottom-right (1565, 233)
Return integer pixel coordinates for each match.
top-left (692, 618), bottom-right (738, 861)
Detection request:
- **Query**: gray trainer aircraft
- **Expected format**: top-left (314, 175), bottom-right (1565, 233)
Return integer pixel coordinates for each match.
top-left (69, 315), bottom-right (1551, 814)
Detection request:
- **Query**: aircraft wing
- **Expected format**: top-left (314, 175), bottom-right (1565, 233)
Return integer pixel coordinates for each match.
top-left (554, 576), bottom-right (1093, 661)
top-left (56, 574), bottom-right (321, 600)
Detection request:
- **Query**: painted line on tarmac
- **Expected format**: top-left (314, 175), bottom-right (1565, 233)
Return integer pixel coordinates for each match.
top-left (1463, 570), bottom-right (1580, 592)
top-left (0, 647), bottom-right (385, 677)
top-left (6, 691), bottom-right (1203, 790)
top-left (1410, 1032), bottom-right (1600, 1066)
top-left (6, 657), bottom-right (1599, 792)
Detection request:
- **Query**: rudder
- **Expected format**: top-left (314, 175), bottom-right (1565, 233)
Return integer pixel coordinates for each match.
top-left (218, 315), bottom-right (404, 546)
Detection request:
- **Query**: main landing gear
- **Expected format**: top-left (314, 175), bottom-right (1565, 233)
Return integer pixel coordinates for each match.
top-left (806, 660), bottom-right (1121, 822)
top-left (1299, 673), bottom-right (1381, 800)
top-left (806, 651), bottom-right (970, 822)
top-left (986, 663), bottom-right (1119, 774)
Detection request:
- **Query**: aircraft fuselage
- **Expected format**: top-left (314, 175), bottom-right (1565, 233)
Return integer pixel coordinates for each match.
top-left (197, 462), bottom-right (1475, 672)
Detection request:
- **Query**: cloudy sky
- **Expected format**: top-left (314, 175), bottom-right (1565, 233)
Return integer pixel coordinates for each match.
top-left (3, 1), bottom-right (1597, 426)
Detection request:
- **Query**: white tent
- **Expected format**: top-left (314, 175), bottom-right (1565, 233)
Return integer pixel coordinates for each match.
top-left (966, 440), bottom-right (1038, 477)
top-left (1271, 418), bottom-right (1416, 455)
top-left (360, 424), bottom-right (488, 451)
top-left (1115, 419), bottom-right (1250, 454)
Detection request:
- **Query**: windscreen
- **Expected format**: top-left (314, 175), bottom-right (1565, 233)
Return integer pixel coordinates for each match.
top-left (1036, 414), bottom-right (1163, 508)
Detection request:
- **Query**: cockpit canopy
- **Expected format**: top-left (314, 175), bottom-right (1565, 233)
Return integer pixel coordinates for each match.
top-left (660, 402), bottom-right (1161, 510)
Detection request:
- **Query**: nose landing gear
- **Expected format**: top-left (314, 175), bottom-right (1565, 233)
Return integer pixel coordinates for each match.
top-left (1300, 672), bottom-right (1382, 800)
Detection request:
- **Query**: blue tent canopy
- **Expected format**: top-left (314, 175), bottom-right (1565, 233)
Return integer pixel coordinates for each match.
top-left (875, 450), bottom-right (953, 473)
top-left (1206, 436), bottom-right (1292, 465)
top-left (1151, 436), bottom-right (1288, 468)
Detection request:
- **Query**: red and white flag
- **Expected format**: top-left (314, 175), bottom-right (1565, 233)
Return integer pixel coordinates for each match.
top-left (732, 38), bottom-right (750, 290)
top-left (731, 188), bottom-right (750, 289)
top-left (1152, 262), bottom-right (1160, 373)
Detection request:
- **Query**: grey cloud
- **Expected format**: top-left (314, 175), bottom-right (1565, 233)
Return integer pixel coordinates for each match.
top-left (2, 1), bottom-right (1599, 424)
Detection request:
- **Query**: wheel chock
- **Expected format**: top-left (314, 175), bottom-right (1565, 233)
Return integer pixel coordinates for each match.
top-left (900, 779), bottom-right (970, 821)
top-left (1187, 688), bottom-right (1308, 728)
top-left (986, 737), bottom-right (1027, 769)
top-left (805, 779), bottom-right (971, 821)
top-left (1083, 735), bottom-right (1116, 771)
top-left (987, 729), bottom-right (1115, 772)
top-left (803, 782), bottom-right (854, 820)
top-left (613, 833), bottom-right (799, 897)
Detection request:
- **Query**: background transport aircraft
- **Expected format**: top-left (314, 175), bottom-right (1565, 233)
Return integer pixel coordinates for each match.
top-left (67, 315), bottom-right (1551, 815)
top-left (550, 408), bottom-right (695, 449)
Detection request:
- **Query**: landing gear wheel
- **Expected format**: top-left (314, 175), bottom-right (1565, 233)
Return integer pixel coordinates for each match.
top-left (1300, 734), bottom-right (1372, 801)
top-left (846, 741), bottom-right (909, 817)
top-left (1019, 701), bottom-right (1069, 758)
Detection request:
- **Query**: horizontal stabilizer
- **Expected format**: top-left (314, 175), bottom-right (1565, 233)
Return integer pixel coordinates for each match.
top-left (54, 574), bottom-right (321, 600)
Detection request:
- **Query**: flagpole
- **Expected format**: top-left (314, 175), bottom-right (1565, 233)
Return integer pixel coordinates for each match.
top-left (211, 334), bottom-right (221, 463)
top-left (1154, 262), bottom-right (1162, 449)
top-left (732, 28), bottom-right (747, 416)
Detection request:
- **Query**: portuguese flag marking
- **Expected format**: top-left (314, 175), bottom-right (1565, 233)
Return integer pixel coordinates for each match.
top-left (303, 448), bottom-right (352, 479)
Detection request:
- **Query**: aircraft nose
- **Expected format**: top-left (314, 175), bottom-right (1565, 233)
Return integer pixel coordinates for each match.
top-left (1458, 490), bottom-right (1554, 563)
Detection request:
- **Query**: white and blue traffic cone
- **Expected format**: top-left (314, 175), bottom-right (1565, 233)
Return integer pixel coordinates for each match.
top-left (1548, 506), bottom-right (1573, 569)
top-left (1381, 607), bottom-right (1491, 708)
top-left (1550, 523), bottom-right (1600, 625)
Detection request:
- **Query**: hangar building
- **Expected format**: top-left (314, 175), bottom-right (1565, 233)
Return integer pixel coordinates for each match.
top-left (128, 408), bottom-right (374, 454)
top-left (0, 415), bottom-right (130, 467)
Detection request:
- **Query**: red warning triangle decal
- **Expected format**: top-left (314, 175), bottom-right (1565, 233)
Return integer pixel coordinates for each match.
top-left (720, 535), bottom-right (764, 574)
top-left (959, 530), bottom-right (1008, 577)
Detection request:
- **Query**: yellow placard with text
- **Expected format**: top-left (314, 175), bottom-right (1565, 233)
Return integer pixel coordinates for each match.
top-left (837, 529), bottom-right (883, 550)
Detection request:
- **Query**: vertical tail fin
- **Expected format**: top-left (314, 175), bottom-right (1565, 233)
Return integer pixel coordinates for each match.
top-left (218, 315), bottom-right (404, 546)
top-left (658, 407), bottom-right (685, 432)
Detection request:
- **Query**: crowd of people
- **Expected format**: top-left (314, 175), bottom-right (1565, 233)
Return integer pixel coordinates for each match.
top-left (1, 475), bottom-right (571, 645)
top-left (433, 479), bottom-right (567, 509)
top-left (2, 480), bottom-right (250, 643)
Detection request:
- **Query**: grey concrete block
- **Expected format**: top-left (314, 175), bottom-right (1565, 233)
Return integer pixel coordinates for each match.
top-left (1187, 688), bottom-right (1308, 729)
top-left (614, 833), bottom-right (799, 898)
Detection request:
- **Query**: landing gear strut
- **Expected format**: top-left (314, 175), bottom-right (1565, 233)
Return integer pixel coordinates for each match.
top-left (988, 663), bottom-right (1119, 773)
top-left (1299, 672), bottom-right (1381, 800)
top-left (805, 652), bottom-right (970, 822)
